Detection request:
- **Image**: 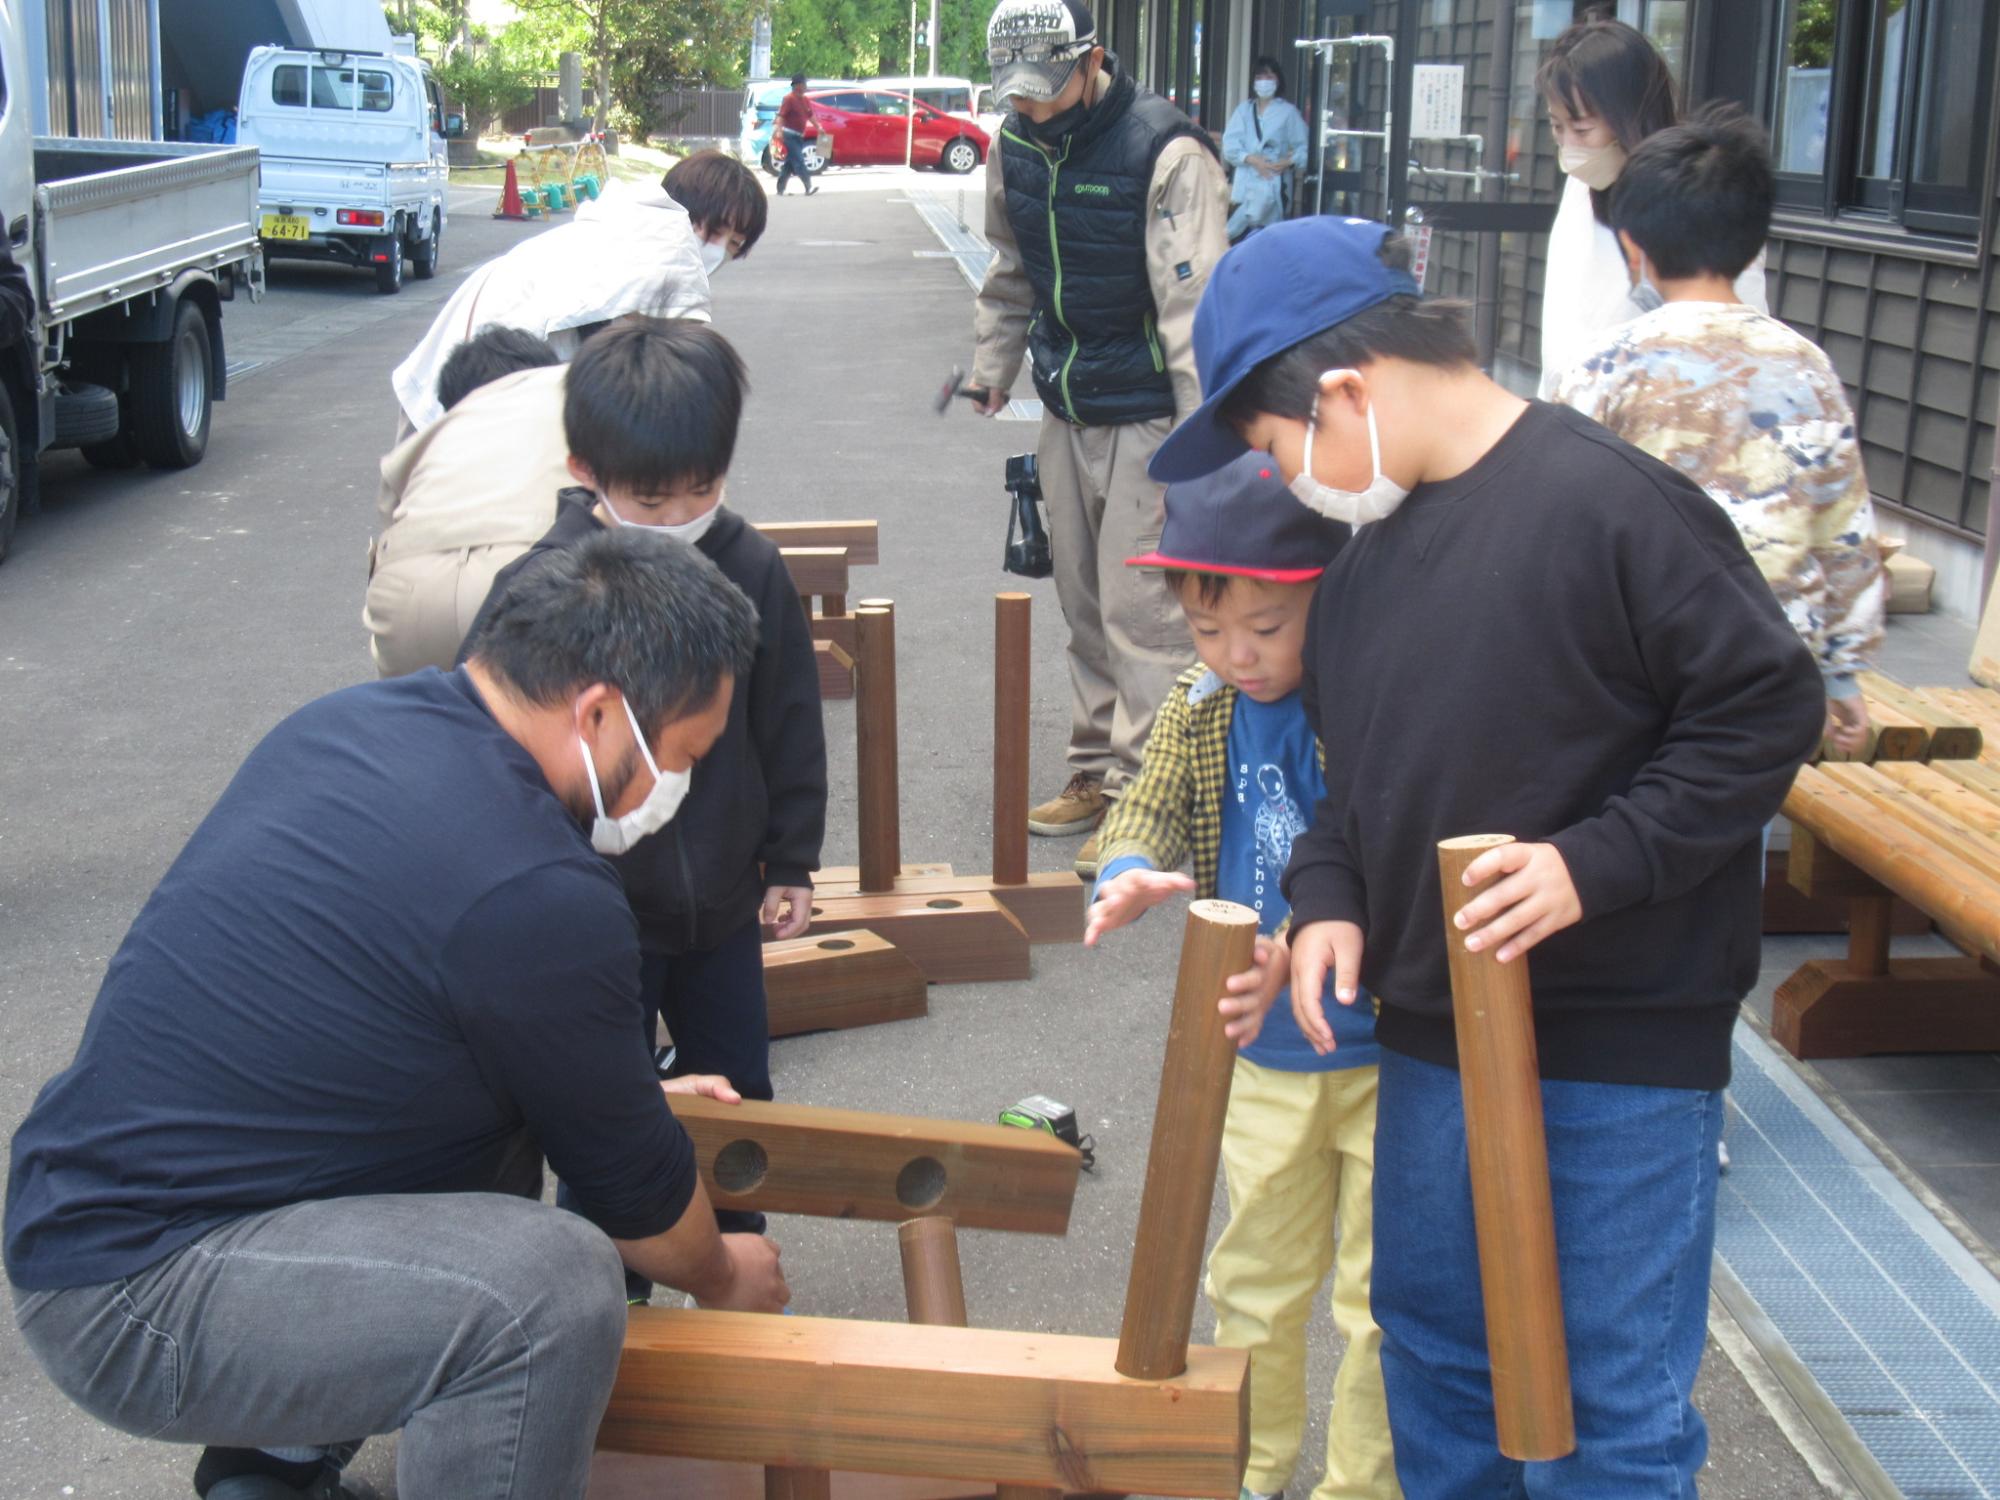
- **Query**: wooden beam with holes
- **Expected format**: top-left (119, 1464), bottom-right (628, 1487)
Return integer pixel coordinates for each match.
top-left (755, 520), bottom-right (881, 567)
top-left (812, 872), bottom-right (1084, 945)
top-left (762, 930), bottom-right (928, 1038)
top-left (802, 891), bottom-right (1031, 984)
top-left (601, 1310), bottom-right (1248, 1498)
top-left (665, 1096), bottom-right (1080, 1233)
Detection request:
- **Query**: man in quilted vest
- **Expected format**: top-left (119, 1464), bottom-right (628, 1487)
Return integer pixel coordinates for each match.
top-left (969, 0), bottom-right (1229, 877)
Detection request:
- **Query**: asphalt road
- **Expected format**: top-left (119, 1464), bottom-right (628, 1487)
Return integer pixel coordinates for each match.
top-left (0, 167), bottom-right (1833, 1498)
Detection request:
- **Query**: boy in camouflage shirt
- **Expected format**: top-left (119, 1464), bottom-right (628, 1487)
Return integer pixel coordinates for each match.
top-left (1556, 105), bottom-right (1882, 756)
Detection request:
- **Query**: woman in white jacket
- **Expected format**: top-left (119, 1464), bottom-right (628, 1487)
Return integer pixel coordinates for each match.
top-left (1536, 17), bottom-right (1767, 395)
top-left (1222, 57), bottom-right (1309, 242)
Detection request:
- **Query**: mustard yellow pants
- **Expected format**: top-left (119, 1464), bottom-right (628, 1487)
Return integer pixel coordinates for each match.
top-left (1205, 1057), bottom-right (1400, 1500)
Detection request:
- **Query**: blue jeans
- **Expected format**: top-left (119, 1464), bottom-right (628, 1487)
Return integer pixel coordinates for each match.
top-left (777, 128), bottom-right (814, 191)
top-left (1372, 1048), bottom-right (1723, 1498)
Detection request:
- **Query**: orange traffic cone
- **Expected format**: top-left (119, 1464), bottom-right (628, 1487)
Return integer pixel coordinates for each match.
top-left (493, 158), bottom-right (532, 221)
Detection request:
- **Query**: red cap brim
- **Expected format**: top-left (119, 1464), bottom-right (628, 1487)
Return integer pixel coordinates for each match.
top-left (1124, 549), bottom-right (1324, 585)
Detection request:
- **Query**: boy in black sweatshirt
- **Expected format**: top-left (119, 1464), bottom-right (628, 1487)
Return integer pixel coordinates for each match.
top-left (1158, 218), bottom-right (1824, 1496)
top-left (463, 317), bottom-right (825, 1281)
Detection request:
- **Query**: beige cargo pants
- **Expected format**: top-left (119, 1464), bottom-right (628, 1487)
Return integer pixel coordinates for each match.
top-left (1037, 412), bottom-right (1195, 801)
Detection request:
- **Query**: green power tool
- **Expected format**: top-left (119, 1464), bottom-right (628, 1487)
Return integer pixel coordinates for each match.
top-left (999, 1094), bottom-right (1096, 1170)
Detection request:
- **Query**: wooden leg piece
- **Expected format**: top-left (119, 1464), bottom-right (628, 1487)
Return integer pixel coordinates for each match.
top-left (1773, 955), bottom-right (2000, 1058)
top-left (816, 638), bottom-right (855, 701)
top-left (1117, 901), bottom-right (1260, 1382)
top-left (993, 593), bottom-right (1032, 887)
top-left (857, 604), bottom-right (902, 894)
top-left (762, 930), bottom-right (928, 1038)
top-left (667, 1095), bottom-right (1080, 1234)
top-left (899, 1216), bottom-right (970, 1327)
top-left (1437, 836), bottom-right (1575, 1463)
top-left (803, 892), bottom-right (1031, 984)
top-left (766, 1467), bottom-right (833, 1500)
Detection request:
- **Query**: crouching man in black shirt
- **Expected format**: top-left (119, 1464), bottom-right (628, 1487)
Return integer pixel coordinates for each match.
top-left (4, 529), bottom-right (789, 1500)
top-left (1159, 218), bottom-right (1825, 1497)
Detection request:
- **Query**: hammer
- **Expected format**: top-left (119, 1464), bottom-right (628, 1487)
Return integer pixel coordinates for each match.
top-left (935, 366), bottom-right (995, 415)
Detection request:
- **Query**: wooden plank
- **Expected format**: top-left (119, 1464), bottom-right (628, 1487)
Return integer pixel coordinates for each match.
top-left (1821, 699), bottom-right (1929, 762)
top-left (782, 547), bottom-right (851, 601)
top-left (666, 1095), bottom-right (1080, 1233)
top-left (815, 863), bottom-right (954, 883)
top-left (816, 639), bottom-right (854, 701)
top-left (1819, 763), bottom-right (2000, 885)
top-left (603, 1310), bottom-right (1249, 1498)
top-left (1435, 837), bottom-right (1574, 1462)
top-left (813, 873), bottom-right (1084, 946)
top-left (1874, 762), bottom-right (2000, 839)
top-left (755, 520), bottom-right (881, 566)
top-left (590, 1453), bottom-right (995, 1500)
top-left (1930, 758), bottom-right (2000, 803)
top-left (1858, 672), bottom-right (1984, 760)
top-left (1118, 901), bottom-right (1259, 1383)
top-left (1787, 828), bottom-right (1895, 902)
top-left (762, 930), bottom-right (928, 1038)
top-left (803, 891), bottom-right (1032, 985)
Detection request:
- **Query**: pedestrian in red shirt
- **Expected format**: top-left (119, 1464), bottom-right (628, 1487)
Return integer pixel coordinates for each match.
top-left (776, 74), bottom-right (819, 196)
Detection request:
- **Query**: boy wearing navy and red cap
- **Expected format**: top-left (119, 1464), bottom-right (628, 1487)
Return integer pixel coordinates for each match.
top-left (1085, 453), bottom-right (1397, 1500)
top-left (1150, 216), bottom-right (1825, 1496)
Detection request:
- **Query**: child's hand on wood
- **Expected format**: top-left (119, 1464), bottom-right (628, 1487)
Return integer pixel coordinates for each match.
top-left (761, 885), bottom-right (814, 941)
top-left (1825, 695), bottom-right (1870, 756)
top-left (1083, 868), bottom-right (1196, 946)
top-left (1451, 841), bottom-right (1582, 963)
top-left (1289, 919), bottom-right (1365, 1055)
top-left (1219, 932), bottom-right (1289, 1048)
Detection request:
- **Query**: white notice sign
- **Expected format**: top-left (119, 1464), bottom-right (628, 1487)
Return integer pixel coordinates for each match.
top-left (1410, 64), bottom-right (1465, 140)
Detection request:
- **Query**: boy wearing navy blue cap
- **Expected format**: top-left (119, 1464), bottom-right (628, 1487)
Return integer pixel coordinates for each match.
top-left (1086, 454), bottom-right (1397, 1500)
top-left (1151, 219), bottom-right (1825, 1496)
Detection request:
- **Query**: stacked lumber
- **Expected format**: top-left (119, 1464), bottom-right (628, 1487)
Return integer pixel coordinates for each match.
top-left (1819, 672), bottom-right (1985, 763)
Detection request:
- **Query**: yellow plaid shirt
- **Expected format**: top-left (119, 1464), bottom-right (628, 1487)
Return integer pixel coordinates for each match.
top-left (1097, 666), bottom-right (1324, 899)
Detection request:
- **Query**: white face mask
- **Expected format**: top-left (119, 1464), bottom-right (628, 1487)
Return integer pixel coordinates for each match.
top-left (1559, 141), bottom-right (1626, 191)
top-left (1253, 77), bottom-right (1278, 99)
top-left (602, 490), bottom-right (724, 546)
top-left (698, 237), bottom-right (730, 276)
top-left (578, 693), bottom-right (693, 856)
top-left (1289, 371), bottom-right (1410, 528)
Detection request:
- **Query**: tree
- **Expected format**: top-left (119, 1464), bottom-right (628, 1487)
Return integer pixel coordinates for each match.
top-left (435, 36), bottom-right (538, 137)
top-left (767, 0), bottom-right (989, 83)
top-left (608, 0), bottom-right (759, 137)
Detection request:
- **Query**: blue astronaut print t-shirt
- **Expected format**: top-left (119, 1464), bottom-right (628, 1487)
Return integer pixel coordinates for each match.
top-left (1218, 690), bottom-right (1379, 1072)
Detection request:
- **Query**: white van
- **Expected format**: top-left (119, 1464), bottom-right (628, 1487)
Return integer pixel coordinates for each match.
top-left (235, 46), bottom-right (450, 294)
top-left (867, 75), bottom-right (980, 119)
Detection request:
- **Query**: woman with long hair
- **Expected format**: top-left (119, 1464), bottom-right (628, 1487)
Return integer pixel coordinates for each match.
top-left (1536, 16), bottom-right (1768, 393)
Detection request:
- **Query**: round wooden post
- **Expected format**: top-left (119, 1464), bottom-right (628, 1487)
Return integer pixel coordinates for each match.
top-left (856, 602), bottom-right (901, 895)
top-left (1115, 899), bottom-right (1260, 1381)
top-left (897, 1216), bottom-right (969, 1327)
top-left (1437, 835), bottom-right (1576, 1462)
top-left (993, 592), bottom-right (1032, 886)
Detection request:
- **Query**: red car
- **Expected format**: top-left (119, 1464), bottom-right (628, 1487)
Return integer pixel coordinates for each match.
top-left (777, 88), bottom-right (989, 175)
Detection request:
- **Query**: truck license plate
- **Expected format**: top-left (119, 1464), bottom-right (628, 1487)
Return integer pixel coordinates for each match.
top-left (260, 214), bottom-right (311, 242)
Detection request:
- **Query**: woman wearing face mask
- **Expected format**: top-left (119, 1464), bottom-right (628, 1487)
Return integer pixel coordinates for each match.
top-left (662, 149), bottom-right (769, 277)
top-left (1222, 57), bottom-right (1309, 242)
top-left (1536, 16), bottom-right (1767, 396)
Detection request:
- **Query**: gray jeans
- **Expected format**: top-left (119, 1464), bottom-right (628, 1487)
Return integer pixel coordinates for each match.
top-left (12, 1190), bottom-right (630, 1499)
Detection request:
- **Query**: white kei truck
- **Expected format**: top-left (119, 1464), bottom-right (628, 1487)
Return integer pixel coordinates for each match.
top-left (0, 0), bottom-right (264, 564)
top-left (235, 43), bottom-right (451, 295)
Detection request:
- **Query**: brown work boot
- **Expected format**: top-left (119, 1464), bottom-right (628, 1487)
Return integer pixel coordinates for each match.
top-left (1028, 771), bottom-right (1105, 837)
top-left (1073, 831), bottom-right (1101, 881)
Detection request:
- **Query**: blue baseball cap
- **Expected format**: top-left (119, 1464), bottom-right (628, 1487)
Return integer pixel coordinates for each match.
top-left (1148, 217), bottom-right (1419, 484)
top-left (1128, 452), bottom-right (1349, 583)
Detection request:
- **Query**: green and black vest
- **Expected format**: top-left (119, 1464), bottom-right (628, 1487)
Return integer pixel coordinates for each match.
top-left (999, 63), bottom-right (1214, 427)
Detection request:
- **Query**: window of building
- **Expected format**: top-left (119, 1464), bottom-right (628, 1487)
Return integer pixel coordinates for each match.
top-left (1770, 0), bottom-right (1994, 240)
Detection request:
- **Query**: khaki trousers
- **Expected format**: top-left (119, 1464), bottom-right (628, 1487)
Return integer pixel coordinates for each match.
top-left (1206, 1058), bottom-right (1401, 1500)
top-left (1036, 414), bottom-right (1194, 799)
top-left (364, 543), bottom-right (530, 678)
